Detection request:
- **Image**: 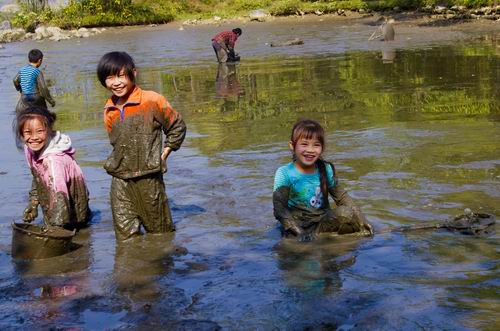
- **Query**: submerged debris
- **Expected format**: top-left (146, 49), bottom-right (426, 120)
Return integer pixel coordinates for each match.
top-left (37, 285), bottom-right (78, 299)
top-left (270, 38), bottom-right (304, 47)
top-left (390, 209), bottom-right (495, 236)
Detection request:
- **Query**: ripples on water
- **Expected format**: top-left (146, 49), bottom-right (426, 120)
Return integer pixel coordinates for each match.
top-left (0, 22), bottom-right (498, 329)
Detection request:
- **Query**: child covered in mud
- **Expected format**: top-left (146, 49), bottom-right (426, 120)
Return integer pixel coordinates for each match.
top-left (97, 51), bottom-right (186, 241)
top-left (13, 49), bottom-right (56, 113)
top-left (15, 106), bottom-right (90, 229)
top-left (273, 119), bottom-right (373, 241)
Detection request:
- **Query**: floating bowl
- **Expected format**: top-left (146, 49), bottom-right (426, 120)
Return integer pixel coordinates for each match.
top-left (11, 222), bottom-right (76, 259)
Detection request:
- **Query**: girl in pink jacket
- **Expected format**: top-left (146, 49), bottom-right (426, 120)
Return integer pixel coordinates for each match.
top-left (15, 106), bottom-right (89, 229)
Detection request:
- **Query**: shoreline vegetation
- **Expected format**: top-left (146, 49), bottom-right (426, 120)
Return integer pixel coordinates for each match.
top-left (0, 0), bottom-right (499, 43)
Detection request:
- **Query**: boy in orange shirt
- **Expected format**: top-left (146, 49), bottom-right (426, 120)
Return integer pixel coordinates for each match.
top-left (97, 51), bottom-right (186, 240)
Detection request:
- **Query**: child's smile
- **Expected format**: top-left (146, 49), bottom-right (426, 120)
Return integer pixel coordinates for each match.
top-left (290, 137), bottom-right (323, 173)
top-left (105, 68), bottom-right (135, 101)
top-left (22, 117), bottom-right (49, 152)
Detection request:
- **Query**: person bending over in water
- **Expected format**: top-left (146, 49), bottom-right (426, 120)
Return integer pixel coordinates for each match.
top-left (13, 49), bottom-right (56, 113)
top-left (211, 28), bottom-right (242, 63)
top-left (273, 119), bottom-right (373, 241)
top-left (97, 51), bottom-right (186, 241)
top-left (15, 106), bottom-right (90, 230)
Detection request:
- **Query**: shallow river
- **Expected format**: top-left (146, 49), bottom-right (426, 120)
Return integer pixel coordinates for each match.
top-left (0, 19), bottom-right (499, 330)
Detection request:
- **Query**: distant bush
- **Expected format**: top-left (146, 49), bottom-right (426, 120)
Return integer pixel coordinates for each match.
top-left (270, 0), bottom-right (303, 15)
top-left (232, 0), bottom-right (273, 11)
top-left (11, 0), bottom-right (175, 30)
top-left (53, 0), bottom-right (175, 28)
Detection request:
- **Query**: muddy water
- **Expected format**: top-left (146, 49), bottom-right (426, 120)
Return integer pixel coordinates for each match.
top-left (0, 19), bottom-right (499, 330)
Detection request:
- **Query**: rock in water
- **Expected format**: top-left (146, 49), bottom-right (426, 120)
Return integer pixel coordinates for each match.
top-left (270, 38), bottom-right (304, 47)
top-left (249, 9), bottom-right (269, 22)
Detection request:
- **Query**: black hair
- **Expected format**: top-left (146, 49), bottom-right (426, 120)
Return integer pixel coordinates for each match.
top-left (28, 49), bottom-right (43, 63)
top-left (232, 28), bottom-right (242, 36)
top-left (14, 106), bottom-right (57, 150)
top-left (316, 159), bottom-right (336, 208)
top-left (96, 51), bottom-right (136, 87)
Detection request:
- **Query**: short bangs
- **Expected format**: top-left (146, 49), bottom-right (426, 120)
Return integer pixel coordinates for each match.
top-left (97, 51), bottom-right (136, 86)
top-left (291, 119), bottom-right (325, 145)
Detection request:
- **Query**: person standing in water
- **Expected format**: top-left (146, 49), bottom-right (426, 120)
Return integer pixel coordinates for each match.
top-left (211, 28), bottom-right (242, 63)
top-left (13, 49), bottom-right (56, 113)
top-left (15, 106), bottom-right (90, 229)
top-left (273, 119), bottom-right (373, 241)
top-left (97, 51), bottom-right (186, 241)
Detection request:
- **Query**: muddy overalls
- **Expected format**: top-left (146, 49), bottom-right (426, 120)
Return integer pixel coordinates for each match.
top-left (103, 86), bottom-right (186, 240)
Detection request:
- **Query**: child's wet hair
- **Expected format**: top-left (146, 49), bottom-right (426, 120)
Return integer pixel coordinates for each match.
top-left (232, 28), bottom-right (242, 35)
top-left (28, 49), bottom-right (43, 63)
top-left (14, 106), bottom-right (56, 150)
top-left (96, 51), bottom-right (136, 87)
top-left (290, 119), bottom-right (325, 148)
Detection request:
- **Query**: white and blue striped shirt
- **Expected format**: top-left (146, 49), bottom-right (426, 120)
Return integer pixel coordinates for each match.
top-left (18, 64), bottom-right (40, 94)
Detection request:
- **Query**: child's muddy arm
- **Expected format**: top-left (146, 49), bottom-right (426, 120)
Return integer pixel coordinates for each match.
top-left (329, 180), bottom-right (356, 207)
top-left (45, 158), bottom-right (72, 226)
top-left (329, 180), bottom-right (374, 235)
top-left (28, 177), bottom-right (39, 204)
top-left (23, 178), bottom-right (39, 222)
top-left (273, 186), bottom-right (302, 235)
top-left (159, 97), bottom-right (187, 151)
top-left (49, 193), bottom-right (72, 227)
top-left (13, 73), bottom-right (21, 92)
top-left (36, 71), bottom-right (56, 106)
top-left (329, 185), bottom-right (355, 207)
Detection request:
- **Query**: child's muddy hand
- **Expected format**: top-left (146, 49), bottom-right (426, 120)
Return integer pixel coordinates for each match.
top-left (161, 147), bottom-right (172, 160)
top-left (161, 159), bottom-right (168, 173)
top-left (22, 204), bottom-right (38, 222)
top-left (298, 232), bottom-right (316, 242)
top-left (160, 147), bottom-right (171, 173)
top-left (283, 219), bottom-right (302, 236)
top-left (364, 222), bottom-right (374, 235)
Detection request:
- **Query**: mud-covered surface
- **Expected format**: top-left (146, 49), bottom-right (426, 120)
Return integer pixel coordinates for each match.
top-left (0, 18), bottom-right (499, 329)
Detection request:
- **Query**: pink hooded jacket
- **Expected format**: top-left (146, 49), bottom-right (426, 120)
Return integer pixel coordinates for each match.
top-left (25, 131), bottom-right (89, 228)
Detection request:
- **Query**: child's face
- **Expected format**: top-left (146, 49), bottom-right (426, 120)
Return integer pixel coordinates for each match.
top-left (290, 136), bottom-right (323, 172)
top-left (22, 117), bottom-right (49, 152)
top-left (105, 68), bottom-right (136, 99)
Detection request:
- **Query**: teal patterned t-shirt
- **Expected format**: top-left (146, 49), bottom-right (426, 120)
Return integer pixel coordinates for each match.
top-left (273, 162), bottom-right (335, 209)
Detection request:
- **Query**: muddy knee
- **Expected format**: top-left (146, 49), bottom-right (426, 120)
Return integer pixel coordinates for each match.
top-left (114, 217), bottom-right (141, 241)
top-left (335, 206), bottom-right (363, 234)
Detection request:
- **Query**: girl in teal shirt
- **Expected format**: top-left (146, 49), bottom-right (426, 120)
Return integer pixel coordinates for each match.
top-left (273, 119), bottom-right (373, 241)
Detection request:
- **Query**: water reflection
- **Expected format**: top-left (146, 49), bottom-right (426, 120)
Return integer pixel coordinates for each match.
top-left (215, 63), bottom-right (244, 115)
top-left (274, 236), bottom-right (362, 296)
top-left (381, 49), bottom-right (396, 63)
top-left (215, 63), bottom-right (243, 99)
top-left (113, 233), bottom-right (175, 304)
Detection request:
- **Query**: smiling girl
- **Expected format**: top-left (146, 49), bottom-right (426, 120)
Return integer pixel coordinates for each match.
top-left (273, 119), bottom-right (373, 241)
top-left (15, 106), bottom-right (90, 229)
